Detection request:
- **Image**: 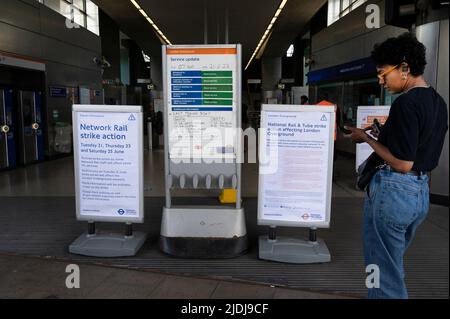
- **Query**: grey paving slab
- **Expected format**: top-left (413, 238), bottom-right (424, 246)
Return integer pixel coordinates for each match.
top-left (273, 287), bottom-right (353, 299)
top-left (86, 268), bottom-right (165, 299)
top-left (148, 275), bottom-right (219, 299)
top-left (211, 281), bottom-right (276, 299)
top-left (0, 258), bottom-right (52, 299)
top-left (0, 255), bottom-right (116, 299)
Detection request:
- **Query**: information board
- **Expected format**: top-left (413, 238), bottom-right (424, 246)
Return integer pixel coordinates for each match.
top-left (165, 45), bottom-right (239, 160)
top-left (258, 105), bottom-right (335, 228)
top-left (355, 106), bottom-right (390, 171)
top-left (72, 105), bottom-right (144, 223)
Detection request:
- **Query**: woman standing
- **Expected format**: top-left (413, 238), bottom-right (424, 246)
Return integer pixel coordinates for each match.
top-left (345, 33), bottom-right (448, 299)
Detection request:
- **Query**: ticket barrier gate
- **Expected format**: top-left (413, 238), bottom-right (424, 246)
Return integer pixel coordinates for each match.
top-left (0, 89), bottom-right (16, 169)
top-left (18, 90), bottom-right (45, 165)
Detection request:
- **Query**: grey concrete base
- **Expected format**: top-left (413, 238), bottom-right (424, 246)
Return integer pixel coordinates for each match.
top-left (258, 236), bottom-right (331, 264)
top-left (69, 231), bottom-right (147, 257)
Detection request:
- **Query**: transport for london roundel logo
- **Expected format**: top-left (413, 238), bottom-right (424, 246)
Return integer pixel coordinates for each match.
top-left (117, 209), bottom-right (125, 215)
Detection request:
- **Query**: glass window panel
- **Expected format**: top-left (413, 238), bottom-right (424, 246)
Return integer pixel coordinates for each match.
top-left (72, 0), bottom-right (85, 11)
top-left (342, 0), bottom-right (350, 10)
top-left (87, 16), bottom-right (99, 35)
top-left (42, 0), bottom-right (63, 15)
top-left (59, 0), bottom-right (72, 20)
top-left (351, 0), bottom-right (367, 11)
top-left (328, 0), bottom-right (368, 25)
top-left (86, 0), bottom-right (98, 17)
top-left (86, 0), bottom-right (99, 35)
top-left (73, 7), bottom-right (85, 27)
top-left (327, 0), bottom-right (341, 26)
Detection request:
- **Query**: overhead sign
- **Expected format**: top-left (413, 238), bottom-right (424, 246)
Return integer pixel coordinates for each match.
top-left (258, 105), bottom-right (335, 228)
top-left (307, 57), bottom-right (377, 84)
top-left (0, 50), bottom-right (46, 71)
top-left (72, 104), bottom-right (144, 223)
top-left (356, 106), bottom-right (390, 171)
top-left (165, 45), bottom-right (239, 160)
top-left (137, 78), bottom-right (152, 84)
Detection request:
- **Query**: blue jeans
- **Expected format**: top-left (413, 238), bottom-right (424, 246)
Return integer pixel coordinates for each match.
top-left (363, 167), bottom-right (429, 299)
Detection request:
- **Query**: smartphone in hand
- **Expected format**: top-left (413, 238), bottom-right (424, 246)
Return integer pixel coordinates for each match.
top-left (371, 118), bottom-right (383, 136)
top-left (372, 118), bottom-right (383, 132)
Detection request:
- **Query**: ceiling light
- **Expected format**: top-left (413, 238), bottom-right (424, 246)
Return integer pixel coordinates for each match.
top-left (130, 0), bottom-right (140, 9)
top-left (245, 0), bottom-right (288, 70)
top-left (129, 0), bottom-right (172, 45)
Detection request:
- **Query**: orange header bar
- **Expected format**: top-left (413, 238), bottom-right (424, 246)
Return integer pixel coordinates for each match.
top-left (367, 116), bottom-right (388, 124)
top-left (167, 48), bottom-right (237, 55)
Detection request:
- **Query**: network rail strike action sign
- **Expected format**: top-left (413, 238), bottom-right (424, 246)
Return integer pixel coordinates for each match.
top-left (72, 105), bottom-right (144, 223)
top-left (258, 105), bottom-right (335, 228)
top-left (165, 45), bottom-right (239, 160)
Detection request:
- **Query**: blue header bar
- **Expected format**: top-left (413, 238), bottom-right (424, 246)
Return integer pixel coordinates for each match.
top-left (172, 107), bottom-right (233, 111)
top-left (172, 71), bottom-right (202, 77)
top-left (172, 92), bottom-right (202, 99)
top-left (172, 78), bottom-right (202, 85)
top-left (172, 99), bottom-right (203, 106)
top-left (172, 85), bottom-right (203, 91)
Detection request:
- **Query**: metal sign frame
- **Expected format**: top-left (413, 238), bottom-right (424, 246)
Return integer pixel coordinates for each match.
top-left (72, 104), bottom-right (144, 223)
top-left (257, 104), bottom-right (335, 228)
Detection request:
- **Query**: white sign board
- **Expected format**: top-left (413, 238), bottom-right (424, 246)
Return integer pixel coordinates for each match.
top-left (258, 105), bottom-right (335, 228)
top-left (356, 106), bottom-right (390, 171)
top-left (164, 45), bottom-right (239, 160)
top-left (72, 105), bottom-right (144, 223)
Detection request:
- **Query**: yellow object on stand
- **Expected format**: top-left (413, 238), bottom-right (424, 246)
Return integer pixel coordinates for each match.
top-left (219, 189), bottom-right (237, 204)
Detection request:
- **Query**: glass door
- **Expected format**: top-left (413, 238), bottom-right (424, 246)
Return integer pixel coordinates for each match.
top-left (19, 91), bottom-right (39, 164)
top-left (0, 90), bottom-right (8, 168)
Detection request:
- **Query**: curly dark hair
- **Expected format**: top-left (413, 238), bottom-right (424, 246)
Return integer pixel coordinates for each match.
top-left (371, 32), bottom-right (427, 76)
